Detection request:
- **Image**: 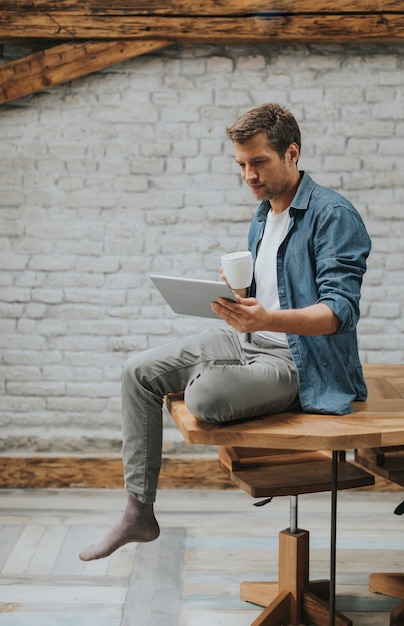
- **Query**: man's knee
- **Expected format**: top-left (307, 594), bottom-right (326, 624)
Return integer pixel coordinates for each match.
top-left (121, 352), bottom-right (152, 388)
top-left (122, 353), bottom-right (140, 379)
top-left (184, 371), bottom-right (233, 424)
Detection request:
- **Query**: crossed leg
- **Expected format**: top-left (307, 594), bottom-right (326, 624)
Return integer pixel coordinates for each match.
top-left (79, 330), bottom-right (297, 561)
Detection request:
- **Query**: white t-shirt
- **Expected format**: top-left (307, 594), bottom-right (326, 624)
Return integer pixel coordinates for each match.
top-left (254, 208), bottom-right (291, 346)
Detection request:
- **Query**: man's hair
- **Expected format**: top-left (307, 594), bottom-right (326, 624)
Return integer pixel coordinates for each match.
top-left (226, 103), bottom-right (301, 158)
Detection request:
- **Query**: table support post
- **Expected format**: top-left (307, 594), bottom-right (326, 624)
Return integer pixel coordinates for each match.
top-left (329, 450), bottom-right (338, 626)
top-left (290, 495), bottom-right (298, 534)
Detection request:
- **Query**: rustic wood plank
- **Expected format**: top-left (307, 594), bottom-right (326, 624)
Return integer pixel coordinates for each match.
top-left (0, 456), bottom-right (235, 489)
top-left (0, 454), bottom-right (399, 490)
top-left (0, 456), bottom-right (126, 489)
top-left (1, 14), bottom-right (404, 43)
top-left (0, 0), bottom-right (402, 15)
top-left (0, 40), bottom-right (170, 105)
top-left (1, 0), bottom-right (403, 105)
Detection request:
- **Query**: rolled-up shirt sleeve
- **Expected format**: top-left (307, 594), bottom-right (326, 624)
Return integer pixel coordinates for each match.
top-left (313, 202), bottom-right (371, 333)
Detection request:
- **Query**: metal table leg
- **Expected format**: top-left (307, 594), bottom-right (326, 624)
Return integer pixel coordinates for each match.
top-left (329, 450), bottom-right (338, 626)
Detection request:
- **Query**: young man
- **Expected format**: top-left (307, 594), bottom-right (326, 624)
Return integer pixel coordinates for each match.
top-left (79, 103), bottom-right (371, 561)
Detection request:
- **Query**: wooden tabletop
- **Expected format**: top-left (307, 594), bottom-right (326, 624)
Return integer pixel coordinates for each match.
top-left (166, 364), bottom-right (404, 451)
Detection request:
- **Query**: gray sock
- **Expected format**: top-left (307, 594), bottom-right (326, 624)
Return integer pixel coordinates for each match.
top-left (79, 494), bottom-right (160, 561)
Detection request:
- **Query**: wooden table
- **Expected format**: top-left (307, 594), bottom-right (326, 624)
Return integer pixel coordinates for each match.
top-left (166, 364), bottom-right (404, 626)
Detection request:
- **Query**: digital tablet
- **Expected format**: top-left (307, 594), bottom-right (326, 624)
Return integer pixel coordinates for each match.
top-left (150, 274), bottom-right (238, 319)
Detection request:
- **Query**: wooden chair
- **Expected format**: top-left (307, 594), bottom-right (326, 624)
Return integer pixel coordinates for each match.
top-left (166, 393), bottom-right (375, 626)
top-left (355, 446), bottom-right (404, 626)
top-left (218, 445), bottom-right (374, 626)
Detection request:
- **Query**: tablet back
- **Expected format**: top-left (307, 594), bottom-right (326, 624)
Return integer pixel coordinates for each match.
top-left (150, 274), bottom-right (237, 318)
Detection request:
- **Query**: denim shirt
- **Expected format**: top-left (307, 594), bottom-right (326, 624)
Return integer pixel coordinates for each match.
top-left (247, 172), bottom-right (371, 415)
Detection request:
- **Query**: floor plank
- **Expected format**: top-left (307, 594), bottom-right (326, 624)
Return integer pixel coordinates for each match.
top-left (0, 488), bottom-right (403, 625)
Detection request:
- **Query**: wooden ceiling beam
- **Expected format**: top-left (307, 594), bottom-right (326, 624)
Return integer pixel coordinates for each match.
top-left (0, 0), bottom-right (402, 14)
top-left (1, 14), bottom-right (404, 44)
top-left (0, 40), bottom-right (170, 105)
top-left (1, 0), bottom-right (404, 44)
top-left (1, 1), bottom-right (403, 105)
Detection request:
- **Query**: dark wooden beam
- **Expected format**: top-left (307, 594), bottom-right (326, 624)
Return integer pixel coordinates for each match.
top-left (0, 39), bottom-right (170, 104)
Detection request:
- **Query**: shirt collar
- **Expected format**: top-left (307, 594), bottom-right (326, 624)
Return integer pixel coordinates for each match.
top-left (289, 171), bottom-right (315, 211)
top-left (256, 171), bottom-right (314, 220)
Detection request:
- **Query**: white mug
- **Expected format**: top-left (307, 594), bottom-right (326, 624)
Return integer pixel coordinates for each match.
top-left (220, 250), bottom-right (253, 290)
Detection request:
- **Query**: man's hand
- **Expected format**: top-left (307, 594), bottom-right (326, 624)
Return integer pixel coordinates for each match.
top-left (211, 295), bottom-right (269, 333)
top-left (211, 298), bottom-right (340, 336)
top-left (219, 267), bottom-right (248, 298)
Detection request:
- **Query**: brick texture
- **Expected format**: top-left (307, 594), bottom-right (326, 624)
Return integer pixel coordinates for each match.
top-left (1, 43), bottom-right (404, 454)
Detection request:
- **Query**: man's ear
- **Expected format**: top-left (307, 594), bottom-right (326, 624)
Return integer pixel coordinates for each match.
top-left (287, 142), bottom-right (300, 165)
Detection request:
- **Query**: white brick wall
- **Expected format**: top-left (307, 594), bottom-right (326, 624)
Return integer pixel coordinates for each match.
top-left (1, 43), bottom-right (404, 454)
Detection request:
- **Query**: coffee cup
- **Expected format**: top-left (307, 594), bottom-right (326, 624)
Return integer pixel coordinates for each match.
top-left (220, 250), bottom-right (253, 290)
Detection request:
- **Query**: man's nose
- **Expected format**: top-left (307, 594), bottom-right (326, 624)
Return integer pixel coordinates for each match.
top-left (245, 165), bottom-right (258, 181)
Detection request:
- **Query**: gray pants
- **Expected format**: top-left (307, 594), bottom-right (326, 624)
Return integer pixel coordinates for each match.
top-left (121, 328), bottom-right (298, 504)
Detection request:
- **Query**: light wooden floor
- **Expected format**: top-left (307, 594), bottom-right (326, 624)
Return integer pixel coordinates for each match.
top-left (0, 488), bottom-right (403, 625)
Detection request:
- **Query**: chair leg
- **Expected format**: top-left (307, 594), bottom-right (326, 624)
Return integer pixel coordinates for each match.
top-left (241, 486), bottom-right (351, 626)
top-left (370, 573), bottom-right (404, 600)
top-left (369, 573), bottom-right (404, 626)
top-left (241, 528), bottom-right (310, 625)
top-left (250, 590), bottom-right (291, 626)
top-left (302, 589), bottom-right (352, 626)
top-left (278, 527), bottom-right (309, 624)
top-left (391, 600), bottom-right (404, 626)
top-left (242, 527), bottom-right (352, 626)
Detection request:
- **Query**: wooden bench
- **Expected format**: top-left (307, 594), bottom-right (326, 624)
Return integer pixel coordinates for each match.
top-left (166, 364), bottom-right (404, 626)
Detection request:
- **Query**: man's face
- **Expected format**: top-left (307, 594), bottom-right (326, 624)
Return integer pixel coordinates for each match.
top-left (233, 132), bottom-right (299, 203)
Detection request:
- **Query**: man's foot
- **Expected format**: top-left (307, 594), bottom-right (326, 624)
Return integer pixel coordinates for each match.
top-left (79, 494), bottom-right (160, 561)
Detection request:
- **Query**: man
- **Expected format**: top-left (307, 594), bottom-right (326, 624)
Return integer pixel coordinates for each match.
top-left (79, 103), bottom-right (371, 561)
